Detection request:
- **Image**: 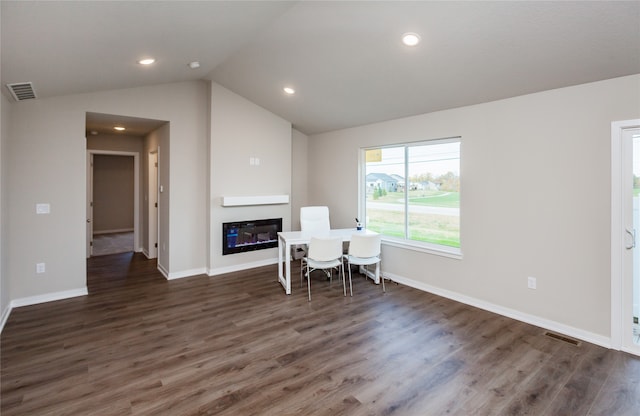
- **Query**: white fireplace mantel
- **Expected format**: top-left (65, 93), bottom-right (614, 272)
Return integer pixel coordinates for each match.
top-left (221, 195), bottom-right (289, 207)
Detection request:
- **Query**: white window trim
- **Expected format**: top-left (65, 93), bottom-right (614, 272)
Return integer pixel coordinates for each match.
top-left (382, 236), bottom-right (463, 259)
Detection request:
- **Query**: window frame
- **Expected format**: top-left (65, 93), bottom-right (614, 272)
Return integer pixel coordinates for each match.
top-left (359, 137), bottom-right (462, 260)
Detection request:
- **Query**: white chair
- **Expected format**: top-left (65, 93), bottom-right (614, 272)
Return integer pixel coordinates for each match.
top-left (293, 205), bottom-right (331, 260)
top-left (343, 233), bottom-right (383, 296)
top-left (301, 236), bottom-right (345, 301)
top-left (299, 205), bottom-right (351, 254)
top-left (300, 206), bottom-right (330, 233)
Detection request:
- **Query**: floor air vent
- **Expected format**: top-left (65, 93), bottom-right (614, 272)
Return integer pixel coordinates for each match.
top-left (6, 82), bottom-right (37, 101)
top-left (544, 331), bottom-right (581, 346)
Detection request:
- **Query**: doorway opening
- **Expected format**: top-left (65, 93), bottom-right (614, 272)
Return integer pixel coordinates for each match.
top-left (85, 111), bottom-right (168, 266)
top-left (89, 152), bottom-right (138, 256)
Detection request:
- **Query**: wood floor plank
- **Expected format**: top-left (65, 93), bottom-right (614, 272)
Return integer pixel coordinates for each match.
top-left (3, 252), bottom-right (640, 415)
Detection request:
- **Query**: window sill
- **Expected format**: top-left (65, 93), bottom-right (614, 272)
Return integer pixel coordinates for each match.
top-left (381, 237), bottom-right (462, 260)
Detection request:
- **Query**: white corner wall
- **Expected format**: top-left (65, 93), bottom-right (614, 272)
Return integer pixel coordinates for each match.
top-left (6, 81), bottom-right (208, 301)
top-left (291, 128), bottom-right (309, 231)
top-left (1, 92), bottom-right (10, 328)
top-left (209, 82), bottom-right (291, 275)
top-left (308, 74), bottom-right (640, 344)
top-left (0, 2), bottom-right (6, 329)
top-left (143, 124), bottom-right (167, 261)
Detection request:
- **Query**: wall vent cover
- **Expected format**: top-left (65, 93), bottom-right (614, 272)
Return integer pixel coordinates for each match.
top-left (6, 82), bottom-right (37, 101)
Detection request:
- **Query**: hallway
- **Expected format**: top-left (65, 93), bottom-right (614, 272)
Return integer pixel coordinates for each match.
top-left (91, 231), bottom-right (134, 256)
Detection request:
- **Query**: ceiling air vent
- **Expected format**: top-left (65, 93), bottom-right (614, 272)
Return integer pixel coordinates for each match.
top-left (6, 82), bottom-right (37, 101)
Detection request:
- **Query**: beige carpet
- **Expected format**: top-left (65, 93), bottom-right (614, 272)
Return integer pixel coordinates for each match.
top-left (92, 232), bottom-right (133, 256)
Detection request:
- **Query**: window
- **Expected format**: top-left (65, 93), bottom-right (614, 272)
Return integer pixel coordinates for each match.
top-left (362, 137), bottom-right (461, 257)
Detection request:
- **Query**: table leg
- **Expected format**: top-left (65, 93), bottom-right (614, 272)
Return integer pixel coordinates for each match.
top-left (278, 236), bottom-right (283, 279)
top-left (277, 235), bottom-right (292, 294)
top-left (285, 242), bottom-right (292, 294)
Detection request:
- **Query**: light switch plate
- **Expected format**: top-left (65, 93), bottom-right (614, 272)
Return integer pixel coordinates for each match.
top-left (36, 203), bottom-right (50, 214)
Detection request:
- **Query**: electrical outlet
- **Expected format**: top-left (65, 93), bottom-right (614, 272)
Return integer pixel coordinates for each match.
top-left (527, 276), bottom-right (536, 289)
top-left (36, 263), bottom-right (46, 274)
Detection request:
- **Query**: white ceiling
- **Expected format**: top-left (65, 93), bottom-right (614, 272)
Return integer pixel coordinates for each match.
top-left (2, 1), bottom-right (639, 135)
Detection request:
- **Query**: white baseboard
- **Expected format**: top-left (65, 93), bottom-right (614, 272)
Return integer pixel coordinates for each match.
top-left (1, 303), bottom-right (12, 334)
top-left (208, 258), bottom-right (278, 277)
top-left (157, 262), bottom-right (169, 279)
top-left (10, 287), bottom-right (88, 309)
top-left (166, 267), bottom-right (208, 280)
top-left (157, 263), bottom-right (208, 280)
top-left (384, 271), bottom-right (612, 349)
top-left (161, 258), bottom-right (278, 280)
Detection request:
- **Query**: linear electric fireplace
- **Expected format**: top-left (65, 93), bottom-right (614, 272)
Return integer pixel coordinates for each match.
top-left (222, 218), bottom-right (282, 255)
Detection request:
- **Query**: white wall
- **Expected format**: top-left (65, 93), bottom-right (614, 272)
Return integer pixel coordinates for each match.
top-left (6, 81), bottom-right (208, 300)
top-left (291, 128), bottom-right (309, 230)
top-left (87, 134), bottom-right (145, 153)
top-left (209, 82), bottom-right (291, 274)
top-left (308, 75), bottom-right (640, 343)
top-left (1, 92), bottom-right (9, 326)
top-left (0, 0), bottom-right (5, 326)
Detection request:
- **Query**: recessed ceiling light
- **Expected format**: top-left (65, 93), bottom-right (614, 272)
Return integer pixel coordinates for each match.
top-left (283, 87), bottom-right (295, 95)
top-left (114, 126), bottom-right (126, 131)
top-left (188, 61), bottom-right (200, 69)
top-left (138, 58), bottom-right (156, 65)
top-left (401, 32), bottom-right (421, 46)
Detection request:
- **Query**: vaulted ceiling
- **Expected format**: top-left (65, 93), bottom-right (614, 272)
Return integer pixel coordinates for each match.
top-left (2, 1), bottom-right (639, 135)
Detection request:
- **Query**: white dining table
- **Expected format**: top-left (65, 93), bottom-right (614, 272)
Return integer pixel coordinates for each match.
top-left (277, 228), bottom-right (379, 294)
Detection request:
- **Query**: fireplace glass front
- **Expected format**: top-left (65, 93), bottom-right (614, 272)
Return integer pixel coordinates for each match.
top-left (222, 218), bottom-right (282, 255)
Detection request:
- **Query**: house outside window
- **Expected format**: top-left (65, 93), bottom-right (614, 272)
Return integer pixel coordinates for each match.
top-left (362, 137), bottom-right (461, 257)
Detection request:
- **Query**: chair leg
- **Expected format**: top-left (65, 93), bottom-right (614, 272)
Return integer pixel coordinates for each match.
top-left (379, 263), bottom-right (385, 292)
top-left (307, 266), bottom-right (311, 302)
top-left (348, 262), bottom-right (353, 297)
top-left (342, 262), bottom-right (346, 296)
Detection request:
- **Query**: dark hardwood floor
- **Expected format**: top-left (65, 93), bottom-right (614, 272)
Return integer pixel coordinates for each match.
top-left (2, 252), bottom-right (640, 415)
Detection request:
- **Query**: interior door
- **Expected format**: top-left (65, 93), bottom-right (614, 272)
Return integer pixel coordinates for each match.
top-left (86, 152), bottom-right (94, 258)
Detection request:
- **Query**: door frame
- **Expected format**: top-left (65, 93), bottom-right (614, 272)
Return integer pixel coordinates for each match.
top-left (611, 118), bottom-right (640, 354)
top-left (148, 149), bottom-right (159, 259)
top-left (86, 153), bottom-right (94, 258)
top-left (86, 150), bottom-right (140, 256)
